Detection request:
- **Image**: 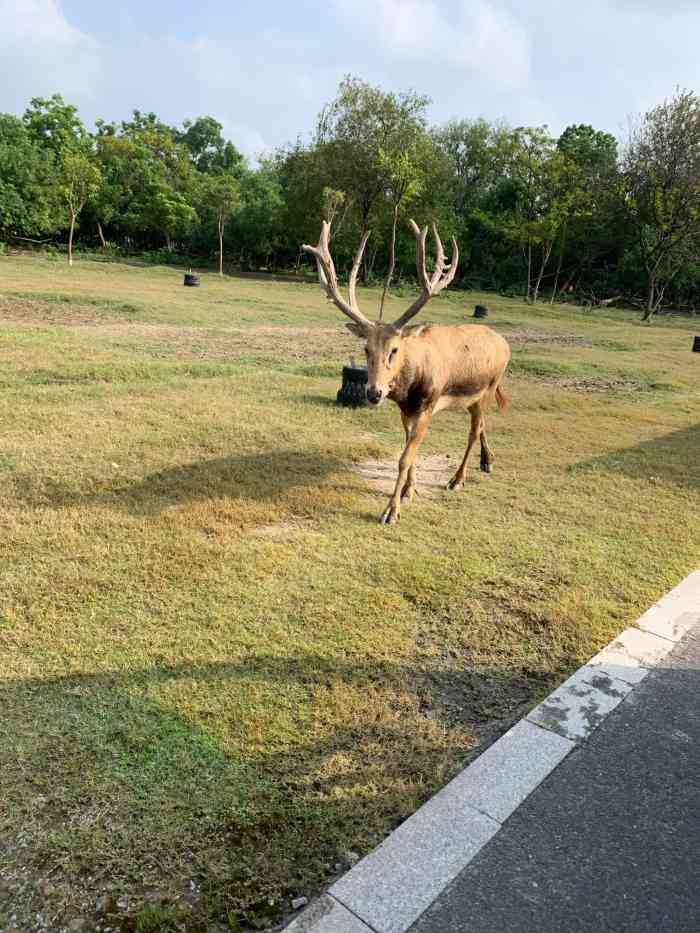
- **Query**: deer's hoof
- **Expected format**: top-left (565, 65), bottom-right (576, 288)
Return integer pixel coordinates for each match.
top-left (380, 504), bottom-right (400, 525)
top-left (446, 475), bottom-right (464, 491)
top-left (480, 462), bottom-right (493, 474)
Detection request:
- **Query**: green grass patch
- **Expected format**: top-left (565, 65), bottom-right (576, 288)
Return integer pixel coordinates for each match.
top-left (0, 253), bottom-right (698, 932)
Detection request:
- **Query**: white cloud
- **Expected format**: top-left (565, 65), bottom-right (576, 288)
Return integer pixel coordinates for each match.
top-left (333, 0), bottom-right (530, 87)
top-left (1, 0), bottom-right (699, 161)
top-left (0, 0), bottom-right (101, 108)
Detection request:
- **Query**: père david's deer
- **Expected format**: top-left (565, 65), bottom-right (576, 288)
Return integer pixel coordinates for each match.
top-left (302, 220), bottom-right (510, 525)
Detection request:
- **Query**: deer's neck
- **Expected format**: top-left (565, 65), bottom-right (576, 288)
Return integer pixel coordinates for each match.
top-left (391, 342), bottom-right (438, 416)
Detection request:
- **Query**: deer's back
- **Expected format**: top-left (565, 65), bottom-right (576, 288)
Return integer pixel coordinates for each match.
top-left (422, 323), bottom-right (509, 387)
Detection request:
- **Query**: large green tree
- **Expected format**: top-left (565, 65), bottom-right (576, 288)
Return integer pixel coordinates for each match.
top-left (622, 90), bottom-right (700, 319)
top-left (314, 76), bottom-right (431, 280)
top-left (94, 111), bottom-right (199, 250)
top-left (179, 116), bottom-right (245, 175)
top-left (551, 124), bottom-right (620, 300)
top-left (0, 114), bottom-right (60, 239)
top-left (23, 93), bottom-right (87, 156)
top-left (59, 151), bottom-right (101, 265)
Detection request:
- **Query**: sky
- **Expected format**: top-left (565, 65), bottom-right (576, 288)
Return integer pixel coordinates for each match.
top-left (1, 0), bottom-right (699, 159)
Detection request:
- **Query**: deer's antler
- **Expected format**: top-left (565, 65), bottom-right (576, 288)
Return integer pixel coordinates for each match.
top-left (302, 221), bottom-right (373, 330)
top-left (393, 220), bottom-right (459, 328)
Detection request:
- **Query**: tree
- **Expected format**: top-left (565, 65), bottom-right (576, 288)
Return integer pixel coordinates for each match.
top-left (378, 145), bottom-right (424, 318)
top-left (59, 152), bottom-right (101, 265)
top-left (23, 94), bottom-right (87, 156)
top-left (622, 90), bottom-right (700, 320)
top-left (228, 161), bottom-right (283, 268)
top-left (200, 173), bottom-right (240, 275)
top-left (480, 127), bottom-right (557, 302)
top-left (552, 125), bottom-right (620, 301)
top-left (94, 110), bottom-right (200, 251)
top-left (179, 116), bottom-right (245, 175)
top-left (315, 76), bottom-right (430, 281)
top-left (0, 114), bottom-right (60, 239)
top-left (432, 118), bottom-right (514, 216)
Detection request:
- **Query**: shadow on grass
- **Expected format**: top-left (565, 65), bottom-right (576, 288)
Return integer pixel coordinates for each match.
top-left (298, 393), bottom-right (343, 409)
top-left (573, 423), bottom-right (700, 491)
top-left (1, 652), bottom-right (557, 930)
top-left (10, 448), bottom-right (344, 515)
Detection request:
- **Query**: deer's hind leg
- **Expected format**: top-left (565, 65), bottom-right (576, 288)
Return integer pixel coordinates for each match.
top-left (447, 403), bottom-right (483, 490)
top-left (479, 422), bottom-right (495, 473)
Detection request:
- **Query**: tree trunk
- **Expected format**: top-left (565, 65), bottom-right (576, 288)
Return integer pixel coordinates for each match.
top-left (532, 241), bottom-right (553, 304)
top-left (218, 215), bottom-right (224, 277)
top-left (379, 203), bottom-right (399, 321)
top-left (550, 220), bottom-right (567, 304)
top-left (68, 213), bottom-right (76, 266)
top-left (642, 276), bottom-right (657, 321)
top-left (526, 239), bottom-right (532, 301)
top-left (97, 221), bottom-right (107, 252)
top-left (360, 202), bottom-right (372, 284)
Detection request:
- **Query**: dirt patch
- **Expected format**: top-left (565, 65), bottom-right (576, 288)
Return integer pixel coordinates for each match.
top-left (127, 325), bottom-right (357, 364)
top-left (354, 454), bottom-right (461, 497)
top-left (0, 295), bottom-right (114, 327)
top-left (516, 371), bottom-right (648, 393)
top-left (503, 328), bottom-right (596, 348)
top-left (248, 521), bottom-right (307, 540)
top-left (0, 297), bottom-right (359, 364)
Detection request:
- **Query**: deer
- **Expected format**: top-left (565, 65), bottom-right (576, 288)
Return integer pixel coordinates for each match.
top-left (302, 220), bottom-right (510, 525)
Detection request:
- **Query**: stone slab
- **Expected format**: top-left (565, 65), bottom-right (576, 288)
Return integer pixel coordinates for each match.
top-left (331, 786), bottom-right (499, 933)
top-left (526, 665), bottom-right (633, 742)
top-left (587, 627), bottom-right (675, 686)
top-left (445, 719), bottom-right (574, 823)
top-left (284, 895), bottom-right (373, 933)
top-left (637, 607), bottom-right (700, 642)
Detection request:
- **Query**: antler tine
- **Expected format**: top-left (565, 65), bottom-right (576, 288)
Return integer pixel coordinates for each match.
top-left (409, 219), bottom-right (431, 293)
top-left (348, 230), bottom-right (371, 314)
top-left (302, 222), bottom-right (372, 329)
top-left (393, 220), bottom-right (460, 328)
top-left (429, 223), bottom-right (448, 289)
top-left (443, 237), bottom-right (459, 287)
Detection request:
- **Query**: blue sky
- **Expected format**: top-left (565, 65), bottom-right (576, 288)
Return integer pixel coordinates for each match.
top-left (2, 0), bottom-right (699, 159)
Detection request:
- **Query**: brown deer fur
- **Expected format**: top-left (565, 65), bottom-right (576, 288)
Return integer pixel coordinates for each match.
top-left (303, 220), bottom-right (510, 525)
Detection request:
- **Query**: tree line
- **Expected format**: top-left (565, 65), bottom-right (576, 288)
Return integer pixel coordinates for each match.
top-left (1, 79), bottom-right (699, 320)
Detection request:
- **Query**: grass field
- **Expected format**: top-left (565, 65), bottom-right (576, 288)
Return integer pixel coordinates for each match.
top-left (1, 254), bottom-right (698, 932)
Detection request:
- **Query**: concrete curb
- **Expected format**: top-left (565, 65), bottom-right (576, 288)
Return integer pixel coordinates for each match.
top-left (284, 571), bottom-right (700, 933)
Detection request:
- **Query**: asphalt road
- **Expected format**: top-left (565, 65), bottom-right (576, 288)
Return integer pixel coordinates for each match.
top-left (410, 624), bottom-right (700, 933)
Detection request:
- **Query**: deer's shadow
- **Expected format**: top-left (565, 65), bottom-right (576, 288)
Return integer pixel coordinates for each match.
top-left (11, 448), bottom-right (344, 516)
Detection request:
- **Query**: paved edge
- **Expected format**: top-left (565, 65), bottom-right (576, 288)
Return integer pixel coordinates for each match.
top-left (284, 571), bottom-right (700, 933)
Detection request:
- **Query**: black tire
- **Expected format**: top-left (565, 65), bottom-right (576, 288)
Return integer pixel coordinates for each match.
top-left (184, 273), bottom-right (200, 287)
top-left (337, 366), bottom-right (368, 407)
top-left (474, 304), bottom-right (489, 319)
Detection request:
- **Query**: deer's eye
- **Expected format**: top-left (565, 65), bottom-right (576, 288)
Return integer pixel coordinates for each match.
top-left (364, 347), bottom-right (370, 356)
top-left (388, 348), bottom-right (398, 361)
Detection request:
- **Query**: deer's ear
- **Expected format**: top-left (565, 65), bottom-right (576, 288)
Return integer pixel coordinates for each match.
top-left (345, 322), bottom-right (370, 338)
top-left (401, 323), bottom-right (429, 338)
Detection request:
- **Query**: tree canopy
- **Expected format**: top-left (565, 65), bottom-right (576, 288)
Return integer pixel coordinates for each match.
top-left (1, 81), bottom-right (699, 317)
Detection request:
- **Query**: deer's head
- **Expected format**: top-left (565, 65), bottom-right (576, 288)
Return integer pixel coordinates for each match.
top-left (302, 220), bottom-right (458, 407)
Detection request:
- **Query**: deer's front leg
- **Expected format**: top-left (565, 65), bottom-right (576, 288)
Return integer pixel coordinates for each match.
top-left (399, 412), bottom-right (418, 504)
top-left (381, 411), bottom-right (432, 525)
